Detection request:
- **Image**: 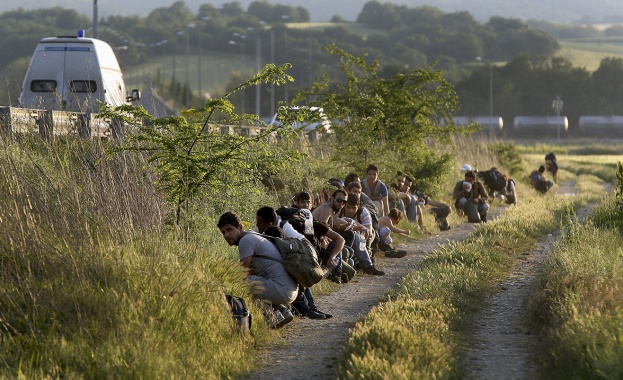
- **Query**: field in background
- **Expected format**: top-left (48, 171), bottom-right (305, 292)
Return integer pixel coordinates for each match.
top-left (558, 36), bottom-right (623, 72)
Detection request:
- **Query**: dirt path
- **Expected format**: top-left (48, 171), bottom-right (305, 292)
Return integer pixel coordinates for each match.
top-left (244, 181), bottom-right (592, 380)
top-left (458, 181), bottom-right (586, 380)
top-left (243, 208), bottom-right (504, 380)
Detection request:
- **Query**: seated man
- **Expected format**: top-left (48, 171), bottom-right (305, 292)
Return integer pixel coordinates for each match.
top-left (530, 165), bottom-right (554, 193)
top-left (452, 170), bottom-right (490, 223)
top-left (312, 189), bottom-right (385, 275)
top-left (361, 164), bottom-right (390, 217)
top-left (255, 206), bottom-right (333, 320)
top-left (217, 212), bottom-right (298, 328)
top-left (403, 174), bottom-right (452, 227)
top-left (346, 181), bottom-right (380, 257)
top-left (292, 191), bottom-right (355, 283)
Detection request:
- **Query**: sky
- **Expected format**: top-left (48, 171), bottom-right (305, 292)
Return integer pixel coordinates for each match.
top-left (3, 0), bottom-right (623, 24)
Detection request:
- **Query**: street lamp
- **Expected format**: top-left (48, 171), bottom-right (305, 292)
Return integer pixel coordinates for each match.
top-left (475, 57), bottom-right (493, 117)
top-left (185, 23), bottom-right (195, 108)
top-left (174, 30), bottom-right (184, 111)
top-left (198, 16), bottom-right (210, 102)
top-left (229, 40), bottom-right (245, 114)
top-left (552, 95), bottom-right (564, 141)
top-left (281, 15), bottom-right (290, 103)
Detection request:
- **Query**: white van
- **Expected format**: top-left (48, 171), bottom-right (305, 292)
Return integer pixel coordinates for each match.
top-left (269, 106), bottom-right (332, 135)
top-left (19, 30), bottom-right (140, 113)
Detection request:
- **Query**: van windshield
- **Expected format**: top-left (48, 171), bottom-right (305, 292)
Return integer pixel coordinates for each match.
top-left (70, 80), bottom-right (97, 93)
top-left (30, 80), bottom-right (57, 92)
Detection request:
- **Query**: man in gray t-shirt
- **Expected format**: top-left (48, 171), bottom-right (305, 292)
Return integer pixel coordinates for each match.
top-left (217, 212), bottom-right (298, 307)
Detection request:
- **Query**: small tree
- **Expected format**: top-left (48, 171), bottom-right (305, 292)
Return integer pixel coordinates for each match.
top-left (296, 44), bottom-right (466, 173)
top-left (100, 64), bottom-right (299, 231)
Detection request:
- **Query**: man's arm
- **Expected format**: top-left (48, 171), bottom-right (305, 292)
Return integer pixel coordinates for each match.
top-left (388, 221), bottom-right (410, 236)
top-left (382, 196), bottom-right (390, 216)
top-left (452, 181), bottom-right (463, 200)
top-left (324, 229), bottom-right (345, 270)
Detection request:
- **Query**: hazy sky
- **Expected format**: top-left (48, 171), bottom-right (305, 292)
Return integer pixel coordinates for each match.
top-left (3, 0), bottom-right (623, 24)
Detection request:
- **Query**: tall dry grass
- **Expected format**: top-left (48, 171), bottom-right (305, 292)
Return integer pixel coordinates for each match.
top-left (0, 137), bottom-right (267, 378)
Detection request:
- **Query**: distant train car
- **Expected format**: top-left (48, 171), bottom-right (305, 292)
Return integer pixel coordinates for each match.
top-left (513, 116), bottom-right (568, 135)
top-left (578, 115), bottom-right (623, 136)
top-left (440, 115), bottom-right (503, 131)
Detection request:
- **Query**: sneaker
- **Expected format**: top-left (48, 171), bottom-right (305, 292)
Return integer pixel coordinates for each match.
top-left (361, 266), bottom-right (385, 276)
top-left (341, 272), bottom-right (350, 283)
top-left (309, 305), bottom-right (333, 319)
top-left (384, 249), bottom-right (407, 258)
top-left (273, 308), bottom-right (294, 328)
top-left (326, 273), bottom-right (342, 284)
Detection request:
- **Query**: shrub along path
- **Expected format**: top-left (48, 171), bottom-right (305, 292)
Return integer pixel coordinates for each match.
top-left (243, 207), bottom-right (506, 380)
top-left (457, 181), bottom-right (589, 379)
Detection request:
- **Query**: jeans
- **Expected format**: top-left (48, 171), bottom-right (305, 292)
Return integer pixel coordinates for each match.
top-left (405, 195), bottom-right (418, 222)
top-left (339, 230), bottom-right (373, 268)
top-left (456, 197), bottom-right (489, 217)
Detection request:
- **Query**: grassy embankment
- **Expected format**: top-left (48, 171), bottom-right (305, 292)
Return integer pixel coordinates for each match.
top-left (0, 137), bottom-right (278, 378)
top-left (335, 143), bottom-right (616, 378)
top-left (528, 160), bottom-right (623, 379)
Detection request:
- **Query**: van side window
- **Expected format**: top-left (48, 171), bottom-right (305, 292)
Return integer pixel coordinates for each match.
top-left (70, 80), bottom-right (97, 93)
top-left (31, 80), bottom-right (57, 92)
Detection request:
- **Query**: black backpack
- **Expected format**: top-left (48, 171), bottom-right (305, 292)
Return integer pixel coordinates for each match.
top-left (545, 152), bottom-right (557, 162)
top-left (225, 295), bottom-right (252, 332)
top-left (276, 206), bottom-right (314, 237)
top-left (254, 234), bottom-right (325, 288)
top-left (480, 169), bottom-right (508, 192)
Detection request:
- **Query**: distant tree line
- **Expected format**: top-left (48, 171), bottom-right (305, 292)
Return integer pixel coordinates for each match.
top-left (2, 1), bottom-right (623, 128)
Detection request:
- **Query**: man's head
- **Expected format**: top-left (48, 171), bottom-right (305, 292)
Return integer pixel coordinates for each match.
top-left (347, 181), bottom-right (362, 196)
top-left (464, 170), bottom-right (477, 184)
top-left (344, 173), bottom-right (360, 187)
top-left (365, 164), bottom-right (379, 183)
top-left (402, 175), bottom-right (414, 192)
top-left (217, 212), bottom-right (244, 246)
top-left (343, 194), bottom-right (360, 218)
top-left (539, 165), bottom-right (546, 174)
top-left (293, 191), bottom-right (312, 210)
top-left (256, 206), bottom-right (278, 233)
top-left (331, 189), bottom-right (348, 213)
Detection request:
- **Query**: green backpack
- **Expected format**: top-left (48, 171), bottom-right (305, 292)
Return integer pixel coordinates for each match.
top-left (254, 235), bottom-right (325, 288)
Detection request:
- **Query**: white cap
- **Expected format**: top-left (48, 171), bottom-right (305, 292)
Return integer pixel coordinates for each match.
top-left (460, 164), bottom-right (472, 171)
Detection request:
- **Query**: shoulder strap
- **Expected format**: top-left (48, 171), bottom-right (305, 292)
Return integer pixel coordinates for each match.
top-left (372, 181), bottom-right (381, 196)
top-left (253, 253), bottom-right (284, 264)
top-left (362, 180), bottom-right (372, 195)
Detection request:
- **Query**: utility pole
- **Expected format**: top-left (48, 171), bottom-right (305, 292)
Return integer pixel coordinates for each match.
top-left (92, 0), bottom-right (98, 39)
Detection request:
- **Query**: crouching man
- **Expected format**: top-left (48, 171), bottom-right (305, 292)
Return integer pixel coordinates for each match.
top-left (217, 211), bottom-right (298, 328)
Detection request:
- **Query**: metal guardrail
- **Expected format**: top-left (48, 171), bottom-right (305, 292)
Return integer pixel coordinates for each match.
top-left (0, 106), bottom-right (120, 139)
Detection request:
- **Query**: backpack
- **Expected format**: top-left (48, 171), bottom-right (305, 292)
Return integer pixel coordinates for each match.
top-left (545, 152), bottom-right (557, 162)
top-left (480, 169), bottom-right (508, 192)
top-left (225, 295), bottom-right (252, 332)
top-left (356, 204), bottom-right (379, 230)
top-left (255, 234), bottom-right (325, 288)
top-left (276, 206), bottom-right (314, 237)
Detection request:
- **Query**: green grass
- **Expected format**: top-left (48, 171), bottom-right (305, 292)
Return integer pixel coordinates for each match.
top-left (335, 153), bottom-right (607, 378)
top-left (558, 39), bottom-right (623, 71)
top-left (529, 194), bottom-right (623, 378)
